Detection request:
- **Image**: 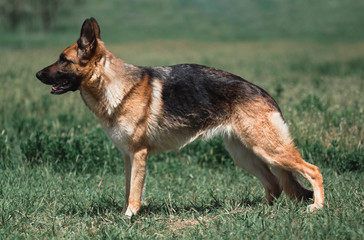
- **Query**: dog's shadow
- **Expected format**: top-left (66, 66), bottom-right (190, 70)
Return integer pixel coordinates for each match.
top-left (58, 196), bottom-right (263, 218)
top-left (139, 196), bottom-right (264, 216)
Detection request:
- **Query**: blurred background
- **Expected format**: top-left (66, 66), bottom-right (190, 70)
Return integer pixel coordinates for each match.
top-left (1, 0), bottom-right (364, 47)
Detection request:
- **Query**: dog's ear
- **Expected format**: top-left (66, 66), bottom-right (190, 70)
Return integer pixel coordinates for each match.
top-left (77, 18), bottom-right (100, 58)
top-left (90, 17), bottom-right (101, 40)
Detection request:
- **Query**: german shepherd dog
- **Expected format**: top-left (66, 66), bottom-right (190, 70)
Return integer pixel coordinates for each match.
top-left (36, 18), bottom-right (324, 216)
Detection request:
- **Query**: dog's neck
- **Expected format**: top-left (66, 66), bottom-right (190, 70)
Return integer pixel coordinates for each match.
top-left (80, 49), bottom-right (141, 123)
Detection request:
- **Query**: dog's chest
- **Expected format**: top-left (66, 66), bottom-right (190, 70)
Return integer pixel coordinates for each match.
top-left (103, 121), bottom-right (133, 153)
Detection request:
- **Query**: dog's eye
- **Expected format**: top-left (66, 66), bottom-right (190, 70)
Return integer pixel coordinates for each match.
top-left (59, 57), bottom-right (67, 64)
top-left (59, 54), bottom-right (72, 64)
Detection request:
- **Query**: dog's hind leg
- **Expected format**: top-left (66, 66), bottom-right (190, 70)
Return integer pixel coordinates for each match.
top-left (253, 146), bottom-right (324, 211)
top-left (224, 136), bottom-right (282, 204)
top-left (273, 168), bottom-right (313, 200)
top-left (232, 110), bottom-right (324, 211)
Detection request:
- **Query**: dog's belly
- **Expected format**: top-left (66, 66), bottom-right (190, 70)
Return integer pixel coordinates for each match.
top-left (147, 124), bottom-right (233, 153)
top-left (147, 130), bottom-right (199, 153)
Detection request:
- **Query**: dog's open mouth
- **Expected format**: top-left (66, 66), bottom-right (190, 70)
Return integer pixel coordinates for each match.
top-left (51, 80), bottom-right (74, 95)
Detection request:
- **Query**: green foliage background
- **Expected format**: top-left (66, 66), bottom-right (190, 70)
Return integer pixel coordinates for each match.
top-left (2, 0), bottom-right (364, 47)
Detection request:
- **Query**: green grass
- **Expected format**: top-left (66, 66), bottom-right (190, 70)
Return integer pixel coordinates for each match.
top-left (0, 41), bottom-right (364, 238)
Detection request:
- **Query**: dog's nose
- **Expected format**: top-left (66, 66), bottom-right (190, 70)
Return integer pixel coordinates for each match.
top-left (36, 71), bottom-right (42, 80)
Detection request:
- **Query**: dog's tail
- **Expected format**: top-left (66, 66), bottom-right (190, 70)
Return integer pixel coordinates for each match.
top-left (274, 168), bottom-right (313, 200)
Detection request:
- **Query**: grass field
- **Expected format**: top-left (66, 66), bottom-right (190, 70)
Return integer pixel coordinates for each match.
top-left (0, 39), bottom-right (363, 239)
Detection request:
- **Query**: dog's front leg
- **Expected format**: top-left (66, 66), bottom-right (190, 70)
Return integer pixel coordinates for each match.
top-left (122, 153), bottom-right (131, 214)
top-left (124, 148), bottom-right (148, 217)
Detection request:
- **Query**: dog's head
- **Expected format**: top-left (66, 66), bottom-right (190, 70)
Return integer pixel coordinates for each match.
top-left (36, 18), bottom-right (102, 94)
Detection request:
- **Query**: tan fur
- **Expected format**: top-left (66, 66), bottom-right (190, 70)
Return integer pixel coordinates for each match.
top-left (229, 100), bottom-right (324, 210)
top-left (224, 135), bottom-right (282, 203)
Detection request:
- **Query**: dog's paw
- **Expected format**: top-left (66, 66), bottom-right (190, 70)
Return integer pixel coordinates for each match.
top-left (124, 207), bottom-right (139, 218)
top-left (307, 203), bottom-right (323, 212)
